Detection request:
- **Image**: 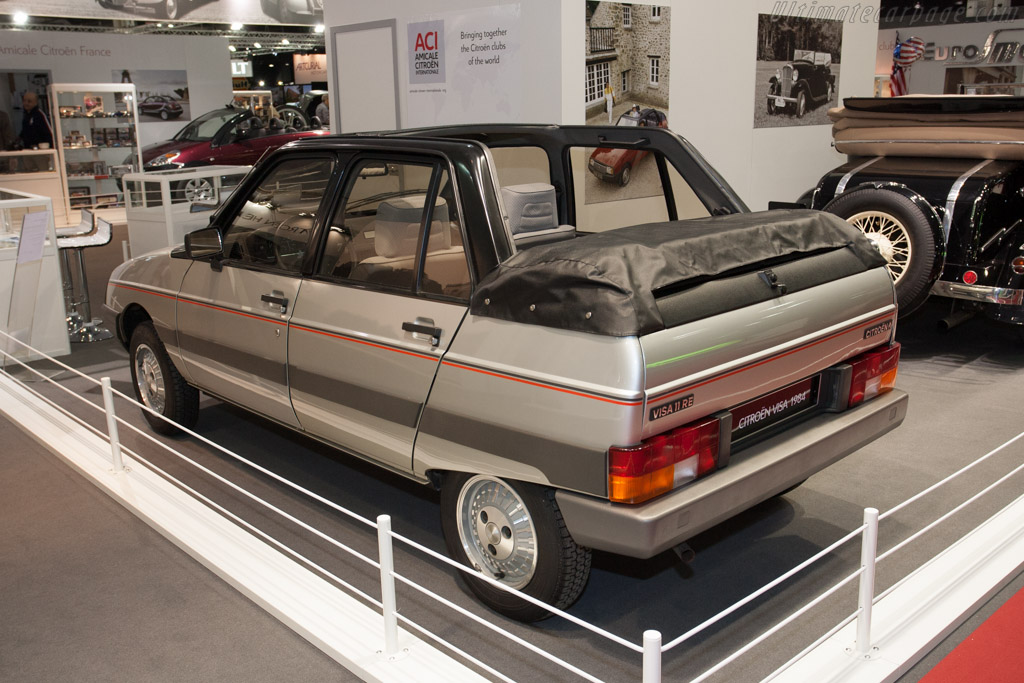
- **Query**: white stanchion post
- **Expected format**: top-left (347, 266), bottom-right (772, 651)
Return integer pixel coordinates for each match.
top-left (100, 377), bottom-right (123, 471)
top-left (643, 629), bottom-right (662, 683)
top-left (377, 514), bottom-right (400, 658)
top-left (855, 507), bottom-right (879, 656)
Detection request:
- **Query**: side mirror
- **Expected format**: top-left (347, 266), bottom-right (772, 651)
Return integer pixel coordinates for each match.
top-left (184, 226), bottom-right (223, 260)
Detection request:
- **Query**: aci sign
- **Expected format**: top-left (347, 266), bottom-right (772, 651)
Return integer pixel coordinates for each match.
top-left (408, 20), bottom-right (445, 84)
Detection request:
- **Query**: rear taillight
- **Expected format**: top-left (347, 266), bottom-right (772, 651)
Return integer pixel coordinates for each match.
top-left (609, 417), bottom-right (720, 504)
top-left (848, 343), bottom-right (900, 407)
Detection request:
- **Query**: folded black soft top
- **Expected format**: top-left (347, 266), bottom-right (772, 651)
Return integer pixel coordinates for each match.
top-left (470, 209), bottom-right (886, 336)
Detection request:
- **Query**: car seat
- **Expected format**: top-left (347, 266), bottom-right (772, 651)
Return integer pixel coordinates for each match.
top-left (500, 183), bottom-right (576, 248)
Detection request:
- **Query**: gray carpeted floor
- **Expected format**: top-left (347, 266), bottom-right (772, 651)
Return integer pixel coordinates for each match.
top-left (2, 225), bottom-right (1022, 682)
top-left (0, 416), bottom-right (355, 683)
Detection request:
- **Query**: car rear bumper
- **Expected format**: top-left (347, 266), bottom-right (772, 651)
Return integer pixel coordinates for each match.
top-left (931, 280), bottom-right (1024, 306)
top-left (556, 389), bottom-right (908, 559)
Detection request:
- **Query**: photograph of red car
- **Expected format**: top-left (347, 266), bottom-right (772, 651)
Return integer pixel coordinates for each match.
top-left (587, 107), bottom-right (668, 187)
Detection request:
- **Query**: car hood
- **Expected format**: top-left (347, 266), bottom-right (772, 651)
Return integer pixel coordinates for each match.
top-left (590, 147), bottom-right (629, 166)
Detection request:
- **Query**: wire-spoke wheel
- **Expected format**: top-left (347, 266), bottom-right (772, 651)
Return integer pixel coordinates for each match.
top-left (824, 188), bottom-right (938, 316)
top-left (441, 473), bottom-right (591, 622)
top-left (846, 210), bottom-right (913, 285)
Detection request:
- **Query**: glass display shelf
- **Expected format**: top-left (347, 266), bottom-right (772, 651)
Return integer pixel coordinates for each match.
top-left (50, 83), bottom-right (143, 224)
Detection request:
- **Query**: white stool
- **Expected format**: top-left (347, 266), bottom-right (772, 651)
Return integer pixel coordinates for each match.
top-left (57, 212), bottom-right (114, 343)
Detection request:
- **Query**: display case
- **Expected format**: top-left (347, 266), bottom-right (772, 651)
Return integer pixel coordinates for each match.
top-left (123, 165), bottom-right (251, 256)
top-left (0, 150), bottom-right (63, 201)
top-left (50, 83), bottom-right (143, 225)
top-left (0, 188), bottom-right (71, 360)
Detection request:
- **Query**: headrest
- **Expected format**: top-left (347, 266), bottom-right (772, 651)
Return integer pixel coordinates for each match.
top-left (501, 183), bottom-right (557, 234)
top-left (375, 195), bottom-right (449, 259)
top-left (268, 117), bottom-right (285, 130)
top-left (249, 116), bottom-right (264, 129)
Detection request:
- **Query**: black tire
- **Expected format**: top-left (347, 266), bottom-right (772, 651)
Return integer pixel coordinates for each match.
top-left (795, 90), bottom-right (807, 118)
top-left (823, 188), bottom-right (937, 316)
top-left (129, 322), bottom-right (199, 436)
top-left (160, 110), bottom-right (170, 120)
top-left (619, 163), bottom-right (632, 187)
top-left (441, 473), bottom-right (592, 622)
top-left (160, 0), bottom-right (181, 19)
top-left (775, 479), bottom-right (808, 498)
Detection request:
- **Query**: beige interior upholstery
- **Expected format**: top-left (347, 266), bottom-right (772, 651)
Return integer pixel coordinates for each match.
top-left (500, 183), bottom-right (575, 247)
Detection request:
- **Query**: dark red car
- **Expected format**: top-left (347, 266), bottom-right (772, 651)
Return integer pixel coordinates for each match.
top-left (588, 108), bottom-right (669, 186)
top-left (141, 106), bottom-right (328, 172)
top-left (139, 95), bottom-right (183, 120)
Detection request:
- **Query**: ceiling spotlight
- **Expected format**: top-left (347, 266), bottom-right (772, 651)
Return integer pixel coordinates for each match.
top-left (268, 63), bottom-right (274, 67)
top-left (281, 38), bottom-right (290, 45)
top-left (156, 22), bottom-right (163, 27)
top-left (258, 80), bottom-right (265, 87)
top-left (167, 23), bottom-right (174, 28)
top-left (253, 42), bottom-right (262, 48)
top-left (314, 24), bottom-right (324, 33)
top-left (228, 45), bottom-right (237, 52)
top-left (13, 11), bottom-right (28, 24)
top-left (230, 21), bottom-right (243, 30)
top-left (277, 81), bottom-right (283, 86)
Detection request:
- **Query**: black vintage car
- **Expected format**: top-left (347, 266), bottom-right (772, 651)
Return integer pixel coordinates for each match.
top-left (810, 96), bottom-right (1024, 329)
top-left (767, 50), bottom-right (836, 118)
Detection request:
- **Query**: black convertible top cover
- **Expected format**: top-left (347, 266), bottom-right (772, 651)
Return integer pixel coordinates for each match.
top-left (470, 209), bottom-right (886, 336)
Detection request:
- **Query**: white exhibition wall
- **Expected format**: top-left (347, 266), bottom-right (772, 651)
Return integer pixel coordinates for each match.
top-left (324, 0), bottom-right (881, 211)
top-left (670, 0), bottom-right (881, 210)
top-left (0, 30), bottom-right (232, 148)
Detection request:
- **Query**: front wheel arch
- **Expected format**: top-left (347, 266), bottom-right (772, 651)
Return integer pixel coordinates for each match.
top-left (116, 304), bottom-right (152, 349)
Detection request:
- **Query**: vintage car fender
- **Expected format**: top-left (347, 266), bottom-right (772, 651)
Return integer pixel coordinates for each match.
top-left (827, 180), bottom-right (947, 290)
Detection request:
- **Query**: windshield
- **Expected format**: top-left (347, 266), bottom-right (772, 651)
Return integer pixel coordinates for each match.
top-left (173, 108), bottom-right (245, 142)
top-left (616, 114), bottom-right (639, 127)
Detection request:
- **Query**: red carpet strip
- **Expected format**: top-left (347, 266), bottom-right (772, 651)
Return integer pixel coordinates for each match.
top-left (919, 586), bottom-right (1024, 683)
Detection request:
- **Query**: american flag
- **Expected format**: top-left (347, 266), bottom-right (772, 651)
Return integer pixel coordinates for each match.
top-left (891, 64), bottom-right (907, 96)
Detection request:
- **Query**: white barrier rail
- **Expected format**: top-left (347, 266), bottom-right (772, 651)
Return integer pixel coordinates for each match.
top-left (2, 328), bottom-right (1022, 682)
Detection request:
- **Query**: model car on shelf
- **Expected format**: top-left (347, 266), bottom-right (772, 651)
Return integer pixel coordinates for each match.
top-left (767, 49), bottom-right (835, 118)
top-left (809, 96), bottom-right (1024, 327)
top-left (139, 95), bottom-right (183, 120)
top-left (587, 107), bottom-right (668, 186)
top-left (106, 123), bottom-right (907, 621)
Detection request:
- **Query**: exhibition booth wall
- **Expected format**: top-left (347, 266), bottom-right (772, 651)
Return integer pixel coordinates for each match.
top-left (323, 0), bottom-right (881, 211)
top-left (0, 29), bottom-right (232, 148)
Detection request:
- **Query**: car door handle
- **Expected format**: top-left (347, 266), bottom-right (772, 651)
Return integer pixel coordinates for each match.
top-left (261, 293), bottom-right (288, 313)
top-left (402, 321), bottom-right (441, 346)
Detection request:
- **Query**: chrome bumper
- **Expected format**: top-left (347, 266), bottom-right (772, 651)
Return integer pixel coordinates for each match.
top-left (556, 390), bottom-right (908, 559)
top-left (931, 280), bottom-right (1024, 306)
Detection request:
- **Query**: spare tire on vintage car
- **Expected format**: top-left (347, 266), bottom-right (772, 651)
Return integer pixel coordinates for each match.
top-left (823, 187), bottom-right (938, 316)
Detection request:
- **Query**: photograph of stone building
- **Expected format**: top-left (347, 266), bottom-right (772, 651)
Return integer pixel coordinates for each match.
top-left (585, 2), bottom-right (670, 123)
top-left (584, 2), bottom-right (671, 205)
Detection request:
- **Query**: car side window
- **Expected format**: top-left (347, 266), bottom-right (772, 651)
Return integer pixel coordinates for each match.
top-left (318, 160), bottom-right (471, 299)
top-left (220, 157), bottom-right (334, 273)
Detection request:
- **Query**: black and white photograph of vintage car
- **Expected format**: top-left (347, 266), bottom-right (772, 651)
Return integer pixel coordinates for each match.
top-left (753, 14), bottom-right (841, 128)
top-left (584, 1), bottom-right (671, 204)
